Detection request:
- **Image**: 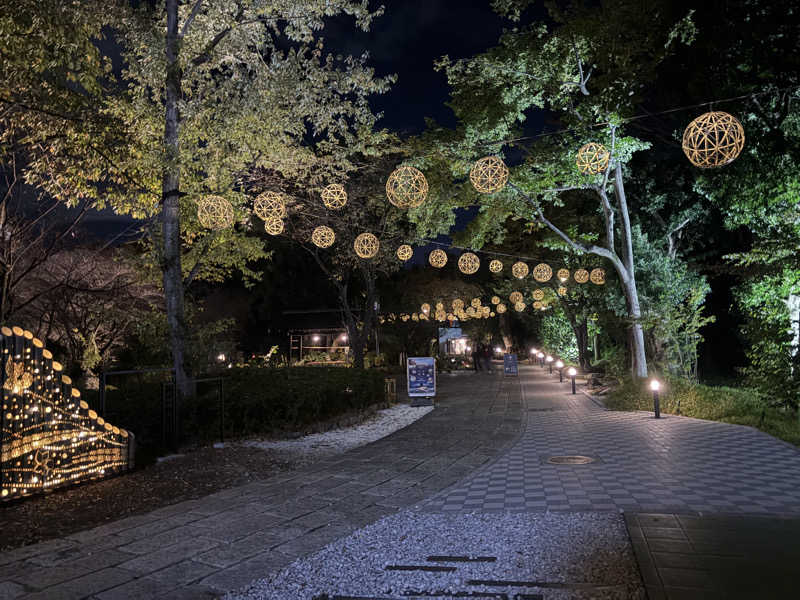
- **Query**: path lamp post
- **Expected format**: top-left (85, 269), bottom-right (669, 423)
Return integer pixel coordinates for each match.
top-left (546, 355), bottom-right (554, 374)
top-left (568, 367), bottom-right (577, 394)
top-left (555, 360), bottom-right (564, 382)
top-left (650, 379), bottom-right (661, 419)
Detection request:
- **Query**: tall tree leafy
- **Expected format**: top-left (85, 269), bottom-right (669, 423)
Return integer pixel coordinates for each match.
top-left (410, 1), bottom-right (696, 377)
top-left (1, 0), bottom-right (392, 395)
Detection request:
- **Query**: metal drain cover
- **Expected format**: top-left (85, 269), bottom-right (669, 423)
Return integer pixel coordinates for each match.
top-left (546, 455), bottom-right (595, 465)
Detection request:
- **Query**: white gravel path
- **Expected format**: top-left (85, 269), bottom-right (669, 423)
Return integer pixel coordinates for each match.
top-left (227, 510), bottom-right (644, 600)
top-left (239, 403), bottom-right (434, 466)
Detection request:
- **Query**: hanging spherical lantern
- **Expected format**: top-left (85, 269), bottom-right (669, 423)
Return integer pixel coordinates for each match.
top-left (469, 156), bottom-right (509, 193)
top-left (557, 268), bottom-right (570, 282)
top-left (412, 313), bottom-right (419, 321)
top-left (436, 301), bottom-right (445, 311)
top-left (490, 311), bottom-right (496, 317)
top-left (452, 298), bottom-right (464, 311)
top-left (491, 296), bottom-right (500, 305)
top-left (466, 306), bottom-right (476, 317)
top-left (558, 286), bottom-right (568, 296)
top-left (590, 268), bottom-right (606, 285)
top-left (576, 143), bottom-right (611, 175)
top-left (458, 252), bottom-right (481, 274)
top-left (496, 303), bottom-right (507, 314)
top-left (489, 259), bottom-right (503, 273)
top-left (386, 165), bottom-right (428, 208)
top-left (682, 111), bottom-right (745, 168)
top-left (419, 312), bottom-right (429, 321)
top-left (420, 303), bottom-right (431, 314)
top-left (197, 195), bottom-right (235, 230)
top-left (429, 249), bottom-right (448, 268)
top-left (435, 311), bottom-right (446, 322)
top-left (396, 244), bottom-right (413, 261)
top-left (514, 301), bottom-right (526, 312)
top-left (512, 261), bottom-right (529, 279)
top-left (533, 301), bottom-right (543, 310)
top-left (401, 314), bottom-right (410, 322)
top-left (446, 312), bottom-right (455, 321)
top-left (532, 289), bottom-right (544, 301)
top-left (354, 232), bottom-right (380, 258)
top-left (311, 225), bottom-right (335, 248)
top-left (253, 191), bottom-right (286, 220)
top-left (321, 183), bottom-right (347, 209)
top-left (533, 263), bottom-right (553, 282)
top-left (471, 297), bottom-right (481, 308)
top-left (574, 269), bottom-right (590, 283)
top-left (509, 291), bottom-right (523, 304)
top-left (264, 217), bottom-right (284, 236)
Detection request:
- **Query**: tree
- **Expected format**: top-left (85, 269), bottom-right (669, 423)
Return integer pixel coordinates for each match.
top-left (408, 1), bottom-right (696, 377)
top-left (2, 1), bottom-right (392, 396)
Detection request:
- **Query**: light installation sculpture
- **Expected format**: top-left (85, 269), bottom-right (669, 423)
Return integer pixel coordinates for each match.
top-left (682, 111), bottom-right (745, 168)
top-left (353, 232), bottom-right (380, 258)
top-left (489, 259), bottom-right (503, 273)
top-left (254, 191), bottom-right (286, 220)
top-left (458, 252), bottom-right (480, 274)
top-left (197, 195), bottom-right (235, 230)
top-left (386, 166), bottom-right (428, 208)
top-left (469, 156), bottom-right (509, 193)
top-left (1, 327), bottom-right (133, 501)
top-left (512, 261), bottom-right (529, 279)
top-left (590, 268), bottom-right (606, 285)
top-left (574, 269), bottom-right (590, 283)
top-left (429, 249), bottom-right (448, 268)
top-left (576, 143), bottom-right (611, 175)
top-left (396, 244), bottom-right (413, 261)
top-left (321, 184), bottom-right (348, 209)
top-left (311, 225), bottom-right (335, 248)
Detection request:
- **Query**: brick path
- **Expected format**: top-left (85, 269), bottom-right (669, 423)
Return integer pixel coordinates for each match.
top-left (0, 372), bottom-right (523, 600)
top-left (425, 366), bottom-right (800, 514)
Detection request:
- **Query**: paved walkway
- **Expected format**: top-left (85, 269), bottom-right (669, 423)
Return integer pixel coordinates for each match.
top-left (4, 365), bottom-right (800, 599)
top-left (425, 366), bottom-right (800, 514)
top-left (0, 372), bottom-right (523, 600)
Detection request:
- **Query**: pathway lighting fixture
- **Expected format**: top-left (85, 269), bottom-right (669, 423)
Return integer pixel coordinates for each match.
top-left (555, 360), bottom-right (564, 382)
top-left (312, 335), bottom-right (321, 343)
top-left (216, 353), bottom-right (226, 362)
top-left (650, 379), bottom-right (661, 419)
top-left (568, 367), bottom-right (577, 394)
top-left (466, 345), bottom-right (472, 352)
top-left (546, 355), bottom-right (553, 374)
top-left (495, 346), bottom-right (503, 354)
top-left (537, 351), bottom-right (544, 367)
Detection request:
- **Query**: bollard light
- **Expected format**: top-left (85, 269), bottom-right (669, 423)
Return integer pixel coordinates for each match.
top-left (650, 379), bottom-right (661, 418)
top-left (567, 367), bottom-right (577, 394)
top-left (546, 355), bottom-right (554, 374)
top-left (555, 360), bottom-right (564, 382)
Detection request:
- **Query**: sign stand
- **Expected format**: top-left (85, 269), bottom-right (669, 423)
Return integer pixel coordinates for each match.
top-left (503, 353), bottom-right (519, 377)
top-left (407, 356), bottom-right (436, 406)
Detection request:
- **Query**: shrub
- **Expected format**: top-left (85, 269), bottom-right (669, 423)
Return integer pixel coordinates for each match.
top-left (605, 376), bottom-right (800, 446)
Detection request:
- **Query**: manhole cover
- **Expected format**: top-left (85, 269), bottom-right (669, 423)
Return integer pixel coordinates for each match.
top-left (546, 455), bottom-right (595, 465)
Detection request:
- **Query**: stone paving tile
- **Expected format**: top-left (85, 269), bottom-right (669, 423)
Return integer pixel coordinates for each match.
top-left (424, 367), bottom-right (800, 513)
top-left (1, 372), bottom-right (522, 600)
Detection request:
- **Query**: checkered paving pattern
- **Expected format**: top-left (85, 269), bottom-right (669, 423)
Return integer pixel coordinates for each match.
top-left (424, 366), bottom-right (800, 514)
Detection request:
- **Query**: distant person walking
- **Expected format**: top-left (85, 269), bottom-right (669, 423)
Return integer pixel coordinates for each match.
top-left (472, 345), bottom-right (481, 372)
top-left (483, 345), bottom-right (492, 373)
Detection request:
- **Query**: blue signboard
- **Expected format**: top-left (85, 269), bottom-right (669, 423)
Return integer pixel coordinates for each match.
top-left (503, 353), bottom-right (519, 377)
top-left (407, 357), bottom-right (436, 397)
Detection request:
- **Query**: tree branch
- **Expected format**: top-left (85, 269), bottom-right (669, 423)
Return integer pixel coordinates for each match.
top-left (183, 231), bottom-right (218, 288)
top-left (180, 0), bottom-right (205, 37)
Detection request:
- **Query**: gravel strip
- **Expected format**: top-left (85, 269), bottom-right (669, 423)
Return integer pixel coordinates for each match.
top-left (240, 403), bottom-right (434, 466)
top-left (227, 510), bottom-right (644, 600)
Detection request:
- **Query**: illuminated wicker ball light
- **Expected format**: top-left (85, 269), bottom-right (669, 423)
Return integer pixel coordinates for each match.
top-left (469, 156), bottom-right (509, 193)
top-left (264, 217), bottom-right (284, 236)
top-left (574, 269), bottom-right (590, 283)
top-left (533, 263), bottom-right (553, 282)
top-left (682, 111), bottom-right (745, 168)
top-left (396, 244), bottom-right (413, 261)
top-left (452, 299), bottom-right (464, 311)
top-left (557, 268), bottom-right (570, 282)
top-left (321, 183), bottom-right (348, 209)
top-left (576, 142), bottom-right (611, 175)
top-left (311, 225), bottom-right (335, 248)
top-left (458, 252), bottom-right (480, 275)
top-left (491, 296), bottom-right (500, 305)
top-left (353, 232), bottom-right (380, 259)
top-left (489, 259), bottom-right (503, 273)
top-left (197, 195), bottom-right (235, 230)
top-left (386, 165), bottom-right (428, 209)
top-left (471, 298), bottom-right (481, 308)
top-left (558, 286), bottom-right (568, 296)
top-left (514, 301), bottom-right (526, 312)
top-left (590, 268), bottom-right (606, 285)
top-left (509, 291), bottom-right (523, 304)
top-left (533, 301), bottom-right (543, 310)
top-left (421, 303), bottom-right (431, 314)
top-left (497, 303), bottom-right (507, 314)
top-left (429, 249), bottom-right (448, 268)
top-left (532, 289), bottom-right (544, 301)
top-left (512, 261), bottom-right (529, 279)
top-left (254, 191), bottom-right (286, 220)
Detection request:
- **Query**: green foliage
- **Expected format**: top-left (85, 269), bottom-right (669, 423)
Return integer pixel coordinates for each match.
top-left (539, 309), bottom-right (578, 361)
top-left (605, 376), bottom-right (800, 447)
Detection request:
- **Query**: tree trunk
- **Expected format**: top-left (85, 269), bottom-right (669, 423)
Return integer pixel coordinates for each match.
top-left (575, 320), bottom-right (591, 371)
top-left (162, 0), bottom-right (191, 397)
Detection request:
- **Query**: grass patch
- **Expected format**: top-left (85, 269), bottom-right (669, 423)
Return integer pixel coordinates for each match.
top-left (605, 377), bottom-right (800, 447)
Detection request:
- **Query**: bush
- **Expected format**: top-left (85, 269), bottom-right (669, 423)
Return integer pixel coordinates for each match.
top-left (83, 366), bottom-right (386, 463)
top-left (605, 377), bottom-right (800, 446)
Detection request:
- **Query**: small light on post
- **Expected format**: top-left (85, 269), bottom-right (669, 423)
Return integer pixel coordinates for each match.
top-left (495, 346), bottom-right (502, 354)
top-left (556, 360), bottom-right (564, 382)
top-left (567, 367), bottom-right (577, 394)
top-left (216, 353), bottom-right (226, 362)
top-left (312, 335), bottom-right (321, 343)
top-left (650, 379), bottom-right (661, 418)
top-left (546, 355), bottom-right (553, 374)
